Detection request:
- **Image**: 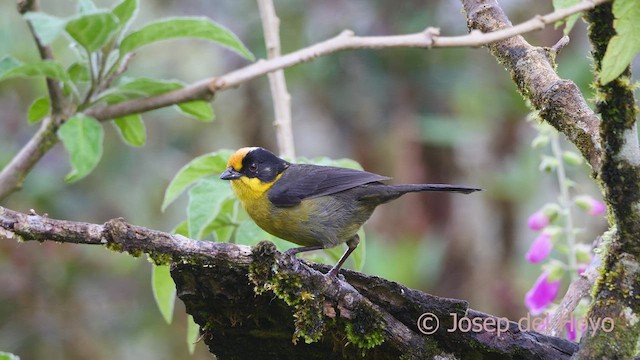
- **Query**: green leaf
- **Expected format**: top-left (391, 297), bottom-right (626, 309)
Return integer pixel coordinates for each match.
top-left (112, 0), bottom-right (138, 32)
top-left (186, 315), bottom-right (199, 355)
top-left (235, 220), bottom-right (275, 246)
top-left (0, 60), bottom-right (69, 83)
top-left (23, 12), bottom-right (68, 45)
top-left (113, 114), bottom-right (145, 146)
top-left (552, 0), bottom-right (581, 35)
top-left (120, 17), bottom-right (254, 61)
top-left (162, 150), bottom-right (233, 211)
top-left (104, 78), bottom-right (216, 122)
top-left (58, 115), bottom-right (104, 182)
top-left (201, 197), bottom-right (239, 242)
top-left (27, 97), bottom-right (50, 124)
top-left (65, 11), bottom-right (120, 52)
top-left (176, 101), bottom-right (215, 122)
top-left (600, 0), bottom-right (640, 84)
top-left (152, 264), bottom-right (176, 324)
top-left (68, 62), bottom-right (90, 83)
top-left (0, 56), bottom-right (21, 77)
top-left (187, 178), bottom-right (233, 239)
top-left (99, 77), bottom-right (182, 103)
top-left (0, 351), bottom-right (20, 360)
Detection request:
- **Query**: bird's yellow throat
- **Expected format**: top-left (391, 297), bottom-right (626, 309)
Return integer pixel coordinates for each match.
top-left (230, 173), bottom-right (283, 201)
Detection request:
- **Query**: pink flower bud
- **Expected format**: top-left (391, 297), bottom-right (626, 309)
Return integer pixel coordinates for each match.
top-left (588, 200), bottom-right (606, 216)
top-left (566, 320), bottom-right (577, 341)
top-left (525, 232), bottom-right (553, 263)
top-left (525, 272), bottom-right (561, 316)
top-left (527, 210), bottom-right (550, 231)
top-left (575, 195), bottom-right (606, 216)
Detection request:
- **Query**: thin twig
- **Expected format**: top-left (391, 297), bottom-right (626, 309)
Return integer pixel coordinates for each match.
top-left (88, 0), bottom-right (608, 122)
top-left (1, 0), bottom-right (608, 201)
top-left (544, 265), bottom-right (598, 337)
top-left (257, 0), bottom-right (295, 158)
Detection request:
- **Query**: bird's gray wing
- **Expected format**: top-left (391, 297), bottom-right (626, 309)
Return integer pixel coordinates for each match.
top-left (267, 164), bottom-right (390, 207)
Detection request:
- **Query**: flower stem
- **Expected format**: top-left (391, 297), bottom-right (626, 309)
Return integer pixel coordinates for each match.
top-left (550, 131), bottom-right (578, 281)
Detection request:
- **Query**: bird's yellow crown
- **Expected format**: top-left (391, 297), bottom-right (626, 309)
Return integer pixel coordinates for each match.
top-left (227, 147), bottom-right (259, 171)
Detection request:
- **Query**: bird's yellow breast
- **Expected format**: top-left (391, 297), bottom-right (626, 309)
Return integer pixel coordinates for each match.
top-left (229, 174), bottom-right (325, 247)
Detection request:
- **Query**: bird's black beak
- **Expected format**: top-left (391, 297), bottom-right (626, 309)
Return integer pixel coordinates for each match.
top-left (220, 167), bottom-right (242, 180)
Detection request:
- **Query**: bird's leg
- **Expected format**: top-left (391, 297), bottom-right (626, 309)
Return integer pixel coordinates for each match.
top-left (284, 245), bottom-right (324, 256)
top-left (327, 234), bottom-right (360, 278)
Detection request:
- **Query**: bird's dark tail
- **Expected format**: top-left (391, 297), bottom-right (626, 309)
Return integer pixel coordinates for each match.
top-left (358, 183), bottom-right (481, 205)
top-left (392, 183), bottom-right (482, 194)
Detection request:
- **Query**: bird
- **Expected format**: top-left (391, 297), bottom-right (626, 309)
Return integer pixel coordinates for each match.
top-left (220, 147), bottom-right (481, 277)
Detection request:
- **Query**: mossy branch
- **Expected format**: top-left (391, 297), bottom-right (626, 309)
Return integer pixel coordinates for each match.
top-left (461, 0), bottom-right (640, 358)
top-left (0, 205), bottom-right (577, 359)
top-left (573, 3), bottom-right (640, 358)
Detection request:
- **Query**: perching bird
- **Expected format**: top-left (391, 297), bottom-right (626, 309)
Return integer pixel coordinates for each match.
top-left (220, 147), bottom-right (480, 277)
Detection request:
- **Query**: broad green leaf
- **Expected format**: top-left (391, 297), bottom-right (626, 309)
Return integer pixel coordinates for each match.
top-left (186, 315), bottom-right (199, 354)
top-left (27, 97), bottom-right (50, 124)
top-left (99, 77), bottom-right (182, 103)
top-left (235, 220), bottom-right (274, 246)
top-left (23, 12), bottom-right (68, 45)
top-left (233, 218), bottom-right (293, 251)
top-left (120, 17), bottom-right (254, 60)
top-left (176, 101), bottom-right (215, 122)
top-left (187, 178), bottom-right (232, 240)
top-left (0, 351), bottom-right (20, 360)
top-left (0, 56), bottom-right (20, 77)
top-left (600, 0), bottom-right (640, 84)
top-left (162, 150), bottom-right (233, 211)
top-left (112, 0), bottom-right (138, 32)
top-left (0, 60), bottom-right (69, 83)
top-left (200, 197), bottom-right (238, 242)
top-left (553, 0), bottom-right (581, 35)
top-left (152, 264), bottom-right (176, 324)
top-left (114, 114), bottom-right (145, 146)
top-left (68, 62), bottom-right (90, 83)
top-left (65, 11), bottom-right (120, 52)
top-left (58, 115), bottom-right (104, 182)
top-left (116, 77), bottom-right (181, 94)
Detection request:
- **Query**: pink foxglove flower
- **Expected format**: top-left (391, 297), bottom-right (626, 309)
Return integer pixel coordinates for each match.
top-left (525, 272), bottom-right (561, 315)
top-left (527, 210), bottom-right (550, 231)
top-left (525, 232), bottom-right (553, 263)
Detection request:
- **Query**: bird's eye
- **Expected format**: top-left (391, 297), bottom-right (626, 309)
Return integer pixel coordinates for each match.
top-left (249, 163), bottom-right (258, 172)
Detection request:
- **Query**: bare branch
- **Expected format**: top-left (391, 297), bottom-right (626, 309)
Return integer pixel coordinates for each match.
top-left (257, 0), bottom-right (295, 158)
top-left (19, 0), bottom-right (68, 115)
top-left (0, 118), bottom-right (59, 198)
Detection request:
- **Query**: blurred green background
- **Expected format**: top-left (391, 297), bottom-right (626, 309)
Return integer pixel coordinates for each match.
top-left (0, 0), bottom-right (612, 359)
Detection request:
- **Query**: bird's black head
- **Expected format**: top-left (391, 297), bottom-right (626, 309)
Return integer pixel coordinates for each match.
top-left (220, 147), bottom-right (290, 183)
